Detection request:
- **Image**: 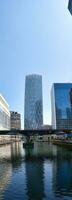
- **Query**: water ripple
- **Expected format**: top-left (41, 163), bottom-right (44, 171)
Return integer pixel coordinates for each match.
top-left (0, 142), bottom-right (72, 200)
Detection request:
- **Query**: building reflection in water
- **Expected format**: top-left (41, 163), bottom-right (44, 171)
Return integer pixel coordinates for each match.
top-left (0, 141), bottom-right (72, 200)
top-left (52, 147), bottom-right (72, 198)
top-left (24, 143), bottom-right (57, 200)
top-left (44, 161), bottom-right (53, 200)
top-left (25, 146), bottom-right (45, 200)
top-left (33, 142), bottom-right (57, 159)
top-left (10, 142), bottom-right (25, 168)
top-left (0, 145), bottom-right (12, 200)
top-left (0, 142), bottom-right (27, 200)
top-left (0, 163), bottom-right (12, 200)
top-left (0, 144), bottom-right (11, 161)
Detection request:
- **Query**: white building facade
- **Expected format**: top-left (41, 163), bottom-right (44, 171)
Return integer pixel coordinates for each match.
top-left (0, 94), bottom-right (10, 130)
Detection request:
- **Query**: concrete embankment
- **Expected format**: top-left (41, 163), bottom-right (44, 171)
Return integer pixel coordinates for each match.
top-left (52, 140), bottom-right (72, 149)
top-left (0, 137), bottom-right (21, 146)
top-left (0, 141), bottom-right (13, 145)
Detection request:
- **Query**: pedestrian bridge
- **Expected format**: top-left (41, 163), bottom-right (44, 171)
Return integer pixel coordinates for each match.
top-left (0, 129), bottom-right (72, 135)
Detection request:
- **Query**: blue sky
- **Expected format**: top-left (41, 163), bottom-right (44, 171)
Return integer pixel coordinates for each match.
top-left (0, 0), bottom-right (72, 128)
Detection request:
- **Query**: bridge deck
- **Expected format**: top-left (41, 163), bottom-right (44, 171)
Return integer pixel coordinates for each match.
top-left (0, 129), bottom-right (72, 135)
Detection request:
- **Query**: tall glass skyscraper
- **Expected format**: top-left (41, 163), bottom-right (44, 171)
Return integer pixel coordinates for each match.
top-left (68, 0), bottom-right (72, 15)
top-left (24, 75), bottom-right (43, 129)
top-left (51, 83), bottom-right (72, 130)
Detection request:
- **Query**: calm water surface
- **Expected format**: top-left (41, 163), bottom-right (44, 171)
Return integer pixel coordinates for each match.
top-left (0, 141), bottom-right (72, 200)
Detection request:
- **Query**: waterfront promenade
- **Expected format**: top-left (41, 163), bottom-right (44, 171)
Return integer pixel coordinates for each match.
top-left (0, 130), bottom-right (72, 149)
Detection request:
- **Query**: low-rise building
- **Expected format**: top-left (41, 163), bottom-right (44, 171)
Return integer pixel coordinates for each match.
top-left (10, 111), bottom-right (21, 130)
top-left (40, 124), bottom-right (52, 130)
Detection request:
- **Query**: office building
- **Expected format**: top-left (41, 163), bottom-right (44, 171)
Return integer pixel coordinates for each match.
top-left (68, 0), bottom-right (72, 15)
top-left (40, 124), bottom-right (52, 130)
top-left (51, 83), bottom-right (72, 129)
top-left (24, 74), bottom-right (43, 129)
top-left (10, 111), bottom-right (21, 130)
top-left (0, 94), bottom-right (10, 130)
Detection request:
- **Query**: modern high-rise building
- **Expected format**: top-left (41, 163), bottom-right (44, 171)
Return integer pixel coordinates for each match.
top-left (24, 75), bottom-right (43, 129)
top-left (68, 0), bottom-right (72, 15)
top-left (10, 111), bottom-right (21, 130)
top-left (0, 94), bottom-right (10, 130)
top-left (51, 83), bottom-right (72, 130)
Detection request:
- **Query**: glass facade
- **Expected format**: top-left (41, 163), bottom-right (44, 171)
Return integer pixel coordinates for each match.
top-left (68, 0), bottom-right (72, 15)
top-left (24, 75), bottom-right (43, 129)
top-left (51, 83), bottom-right (72, 129)
top-left (0, 94), bottom-right (10, 130)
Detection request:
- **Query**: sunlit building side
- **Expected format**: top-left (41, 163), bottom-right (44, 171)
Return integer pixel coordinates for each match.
top-left (51, 83), bottom-right (72, 129)
top-left (0, 94), bottom-right (10, 130)
top-left (24, 75), bottom-right (43, 130)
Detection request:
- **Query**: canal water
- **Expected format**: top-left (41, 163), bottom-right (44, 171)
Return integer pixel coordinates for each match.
top-left (0, 141), bottom-right (72, 200)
